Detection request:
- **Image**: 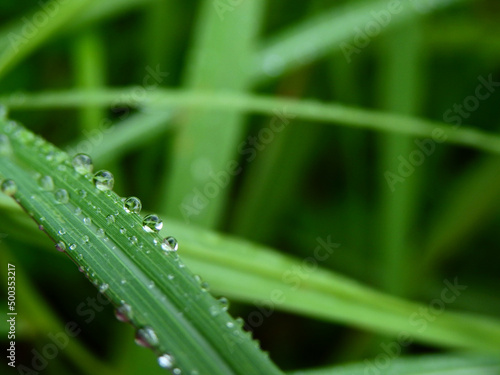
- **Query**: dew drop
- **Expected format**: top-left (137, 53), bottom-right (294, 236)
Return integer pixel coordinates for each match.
top-left (106, 215), bottom-right (115, 224)
top-left (142, 214), bottom-right (163, 233)
top-left (1, 179), bottom-right (17, 196)
top-left (124, 196), bottom-right (142, 214)
top-left (201, 281), bottom-right (210, 292)
top-left (218, 297), bottom-right (229, 311)
top-left (58, 229), bottom-right (66, 235)
top-left (93, 170), bottom-right (114, 191)
top-left (209, 306), bottom-right (219, 317)
top-left (69, 244), bottom-right (77, 251)
top-left (72, 154), bottom-right (93, 175)
top-left (55, 189), bottom-right (69, 203)
top-left (129, 236), bottom-right (138, 245)
top-left (39, 175), bottom-right (54, 191)
top-left (96, 228), bottom-right (105, 237)
top-left (0, 134), bottom-right (12, 155)
top-left (78, 189), bottom-right (87, 198)
top-left (115, 303), bottom-right (133, 322)
top-left (99, 283), bottom-right (109, 293)
top-left (82, 235), bottom-right (89, 243)
top-left (83, 217), bottom-right (91, 225)
top-left (55, 241), bottom-right (66, 252)
top-left (157, 354), bottom-right (174, 369)
top-left (167, 274), bottom-right (174, 280)
top-left (226, 321), bottom-right (234, 328)
top-left (173, 368), bottom-right (181, 375)
top-left (161, 236), bottom-right (178, 252)
top-left (75, 207), bottom-right (82, 216)
top-left (135, 326), bottom-right (159, 348)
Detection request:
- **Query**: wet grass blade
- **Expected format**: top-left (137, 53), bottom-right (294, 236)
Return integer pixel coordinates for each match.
top-left (0, 117), bottom-right (283, 375)
top-left (2, 162), bottom-right (500, 352)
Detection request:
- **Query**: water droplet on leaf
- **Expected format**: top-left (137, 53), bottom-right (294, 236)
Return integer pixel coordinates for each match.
top-left (1, 179), bottom-right (17, 196)
top-left (157, 354), bottom-right (174, 369)
top-left (161, 236), bottom-right (178, 252)
top-left (99, 283), bottom-right (109, 293)
top-left (218, 297), bottom-right (229, 311)
top-left (72, 154), bottom-right (93, 175)
top-left (115, 303), bottom-right (133, 322)
top-left (142, 214), bottom-right (163, 233)
top-left (135, 326), bottom-right (159, 348)
top-left (93, 170), bottom-right (114, 191)
top-left (55, 189), bottom-right (69, 203)
top-left (55, 241), bottom-right (66, 252)
top-left (124, 196), bottom-right (142, 214)
top-left (39, 175), bottom-right (54, 191)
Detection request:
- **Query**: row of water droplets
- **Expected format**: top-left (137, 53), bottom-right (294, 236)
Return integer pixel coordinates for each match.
top-left (1, 124), bottom-right (237, 373)
top-left (72, 153), bottom-right (179, 252)
top-left (73, 153), bottom-right (183, 372)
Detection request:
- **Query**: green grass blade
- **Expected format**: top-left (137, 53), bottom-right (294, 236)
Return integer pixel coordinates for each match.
top-left (375, 21), bottom-right (425, 295)
top-left (64, 110), bottom-right (173, 165)
top-left (0, 118), bottom-right (283, 375)
top-left (4, 89), bottom-right (500, 154)
top-left (0, 0), bottom-right (98, 80)
top-left (253, 0), bottom-right (465, 84)
top-left (72, 30), bottom-right (107, 132)
top-left (289, 354), bottom-right (500, 375)
top-left (162, 0), bottom-right (265, 228)
top-left (163, 221), bottom-right (500, 352)
top-left (3, 178), bottom-right (500, 352)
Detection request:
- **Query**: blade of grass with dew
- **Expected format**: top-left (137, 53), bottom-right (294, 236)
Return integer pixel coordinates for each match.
top-left (162, 0), bottom-right (265, 228)
top-left (375, 21), bottom-right (425, 296)
top-left (252, 0), bottom-right (466, 85)
top-left (4, 89), bottom-right (500, 154)
top-left (0, 118), bottom-right (283, 375)
top-left (0, 245), bottom-right (116, 375)
top-left (0, 0), bottom-right (99, 80)
top-left (3, 181), bottom-right (500, 352)
top-left (288, 354), bottom-right (500, 375)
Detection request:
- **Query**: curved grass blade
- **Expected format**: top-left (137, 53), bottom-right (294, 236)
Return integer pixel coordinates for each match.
top-left (0, 116), bottom-right (283, 375)
top-left (289, 353), bottom-right (500, 375)
top-left (3, 89), bottom-right (500, 154)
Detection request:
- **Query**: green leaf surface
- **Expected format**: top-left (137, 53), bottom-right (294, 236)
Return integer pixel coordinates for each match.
top-left (0, 117), bottom-right (283, 375)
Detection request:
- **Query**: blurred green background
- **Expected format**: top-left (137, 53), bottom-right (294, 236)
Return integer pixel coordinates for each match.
top-left (1, 0), bottom-right (500, 374)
